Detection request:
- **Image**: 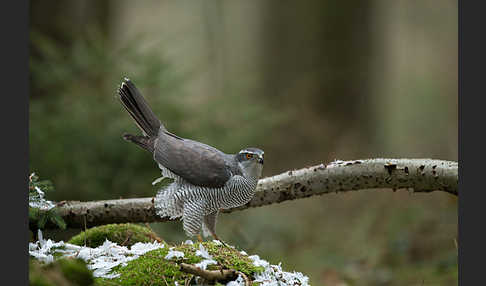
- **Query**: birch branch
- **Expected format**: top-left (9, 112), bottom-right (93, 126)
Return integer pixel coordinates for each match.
top-left (39, 158), bottom-right (457, 229)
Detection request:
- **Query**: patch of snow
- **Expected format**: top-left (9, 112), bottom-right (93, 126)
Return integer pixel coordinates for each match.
top-left (252, 263), bottom-right (309, 286)
top-left (29, 186), bottom-right (56, 210)
top-left (195, 243), bottom-right (212, 259)
top-left (194, 259), bottom-right (217, 270)
top-left (34, 186), bottom-right (45, 196)
top-left (29, 230), bottom-right (165, 279)
top-left (226, 274), bottom-right (245, 286)
top-left (131, 241), bottom-right (164, 255)
top-left (93, 267), bottom-right (120, 279)
top-left (29, 230), bottom-right (65, 264)
top-left (37, 229), bottom-right (43, 243)
top-left (248, 255), bottom-right (270, 268)
top-left (164, 250), bottom-right (184, 260)
top-left (212, 240), bottom-right (223, 245)
top-left (226, 256), bottom-right (310, 286)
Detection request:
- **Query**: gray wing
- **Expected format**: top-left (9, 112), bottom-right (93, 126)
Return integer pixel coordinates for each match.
top-left (154, 131), bottom-right (238, 188)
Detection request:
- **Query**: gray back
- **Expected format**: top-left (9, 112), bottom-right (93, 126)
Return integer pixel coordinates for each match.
top-left (154, 131), bottom-right (240, 188)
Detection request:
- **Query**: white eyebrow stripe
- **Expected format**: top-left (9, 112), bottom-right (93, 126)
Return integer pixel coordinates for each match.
top-left (239, 150), bottom-right (264, 157)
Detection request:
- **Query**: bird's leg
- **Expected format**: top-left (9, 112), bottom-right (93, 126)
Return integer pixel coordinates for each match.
top-left (197, 234), bottom-right (204, 243)
top-left (203, 210), bottom-right (228, 247)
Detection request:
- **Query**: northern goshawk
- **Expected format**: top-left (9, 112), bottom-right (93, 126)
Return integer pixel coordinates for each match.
top-left (118, 78), bottom-right (264, 242)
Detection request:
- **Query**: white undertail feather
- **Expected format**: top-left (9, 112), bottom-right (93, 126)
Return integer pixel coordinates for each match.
top-left (155, 182), bottom-right (183, 219)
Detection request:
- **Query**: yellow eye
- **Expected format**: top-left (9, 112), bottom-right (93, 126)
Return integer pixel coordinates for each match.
top-left (246, 153), bottom-right (253, 159)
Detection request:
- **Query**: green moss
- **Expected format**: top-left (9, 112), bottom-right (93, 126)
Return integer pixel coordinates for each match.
top-left (58, 258), bottom-right (95, 285)
top-left (30, 258), bottom-right (94, 286)
top-left (29, 260), bottom-right (53, 286)
top-left (68, 223), bottom-right (161, 247)
top-left (202, 242), bottom-right (264, 276)
top-left (95, 241), bottom-right (263, 286)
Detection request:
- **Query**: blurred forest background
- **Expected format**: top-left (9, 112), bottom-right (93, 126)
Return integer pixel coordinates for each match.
top-left (29, 1), bottom-right (457, 285)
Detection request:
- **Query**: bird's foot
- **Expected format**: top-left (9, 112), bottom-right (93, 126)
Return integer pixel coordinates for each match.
top-left (218, 240), bottom-right (229, 248)
top-left (211, 233), bottom-right (228, 247)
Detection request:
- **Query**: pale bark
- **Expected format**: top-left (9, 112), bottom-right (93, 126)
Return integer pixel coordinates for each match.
top-left (41, 159), bottom-right (457, 229)
top-left (179, 263), bottom-right (247, 284)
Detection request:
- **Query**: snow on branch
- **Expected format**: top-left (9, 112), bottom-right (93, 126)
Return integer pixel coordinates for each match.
top-left (36, 158), bottom-right (457, 229)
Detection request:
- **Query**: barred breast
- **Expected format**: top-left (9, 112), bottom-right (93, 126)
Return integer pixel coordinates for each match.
top-left (156, 175), bottom-right (256, 214)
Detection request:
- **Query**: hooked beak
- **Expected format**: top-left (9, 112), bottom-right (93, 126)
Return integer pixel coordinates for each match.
top-left (258, 156), bottom-right (264, 164)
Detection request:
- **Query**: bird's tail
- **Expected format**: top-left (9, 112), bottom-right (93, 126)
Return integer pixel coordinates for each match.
top-left (122, 133), bottom-right (155, 153)
top-left (118, 77), bottom-right (163, 137)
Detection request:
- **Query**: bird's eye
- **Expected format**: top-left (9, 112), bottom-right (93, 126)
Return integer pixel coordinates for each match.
top-left (246, 153), bottom-right (253, 159)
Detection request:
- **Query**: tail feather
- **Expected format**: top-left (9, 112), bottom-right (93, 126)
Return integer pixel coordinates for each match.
top-left (122, 133), bottom-right (155, 153)
top-left (118, 78), bottom-right (162, 137)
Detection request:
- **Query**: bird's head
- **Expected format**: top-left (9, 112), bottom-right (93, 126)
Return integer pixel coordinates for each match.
top-left (236, 148), bottom-right (264, 180)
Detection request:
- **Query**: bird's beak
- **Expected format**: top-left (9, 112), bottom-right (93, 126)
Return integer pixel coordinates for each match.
top-left (258, 156), bottom-right (264, 164)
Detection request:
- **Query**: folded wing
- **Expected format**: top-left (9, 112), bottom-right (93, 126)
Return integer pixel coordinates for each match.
top-left (154, 132), bottom-right (234, 188)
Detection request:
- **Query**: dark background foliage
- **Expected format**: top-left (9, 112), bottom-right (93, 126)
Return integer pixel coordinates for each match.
top-left (30, 1), bottom-right (457, 285)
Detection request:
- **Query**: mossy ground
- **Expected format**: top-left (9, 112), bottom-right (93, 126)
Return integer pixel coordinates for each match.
top-left (30, 258), bottom-right (95, 286)
top-left (68, 223), bottom-right (162, 247)
top-left (32, 223), bottom-right (264, 285)
top-left (95, 241), bottom-right (264, 285)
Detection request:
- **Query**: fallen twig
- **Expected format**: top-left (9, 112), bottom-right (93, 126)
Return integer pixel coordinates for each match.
top-left (180, 263), bottom-right (238, 283)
